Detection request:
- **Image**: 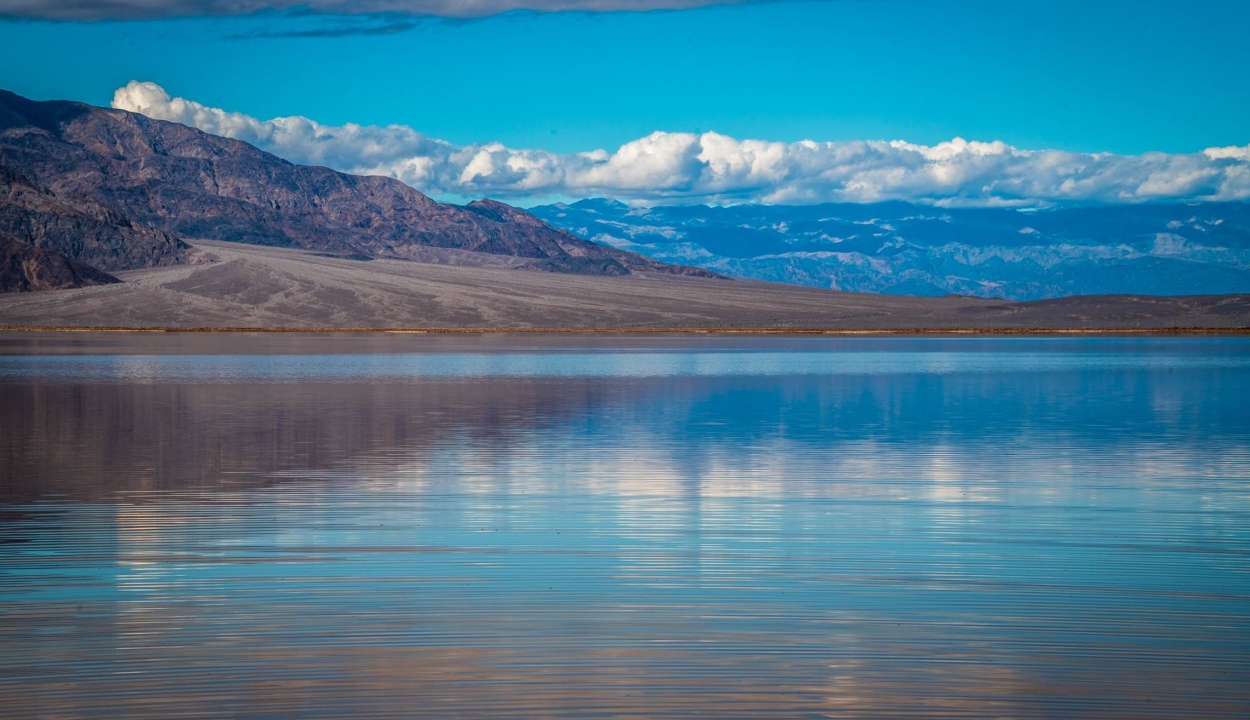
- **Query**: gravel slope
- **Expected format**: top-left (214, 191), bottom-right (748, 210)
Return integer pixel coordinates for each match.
top-left (0, 241), bottom-right (1246, 330)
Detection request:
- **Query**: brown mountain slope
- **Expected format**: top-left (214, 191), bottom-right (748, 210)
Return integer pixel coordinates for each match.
top-left (0, 164), bottom-right (189, 271)
top-left (0, 89), bottom-right (716, 279)
top-left (0, 232), bottom-right (120, 292)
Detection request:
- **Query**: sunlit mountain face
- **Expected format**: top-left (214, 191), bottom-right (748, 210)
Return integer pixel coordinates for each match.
top-left (531, 199), bottom-right (1250, 300)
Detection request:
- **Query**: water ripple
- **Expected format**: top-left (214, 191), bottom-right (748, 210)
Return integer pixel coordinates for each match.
top-left (1, 336), bottom-right (1248, 718)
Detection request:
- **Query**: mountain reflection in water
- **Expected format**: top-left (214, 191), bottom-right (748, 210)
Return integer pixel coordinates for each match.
top-left (1, 334), bottom-right (1248, 718)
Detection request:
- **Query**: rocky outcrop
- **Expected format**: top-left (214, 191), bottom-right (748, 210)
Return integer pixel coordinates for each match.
top-left (0, 164), bottom-right (189, 272)
top-left (0, 232), bottom-right (120, 292)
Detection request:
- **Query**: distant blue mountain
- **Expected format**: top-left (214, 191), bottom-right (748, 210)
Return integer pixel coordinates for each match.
top-left (529, 199), bottom-right (1250, 300)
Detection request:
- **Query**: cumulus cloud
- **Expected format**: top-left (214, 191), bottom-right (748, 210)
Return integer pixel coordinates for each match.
top-left (0, 0), bottom-right (759, 21)
top-left (112, 81), bottom-right (1250, 207)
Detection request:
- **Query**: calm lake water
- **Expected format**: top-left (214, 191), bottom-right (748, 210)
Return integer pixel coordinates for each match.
top-left (1, 333), bottom-right (1249, 718)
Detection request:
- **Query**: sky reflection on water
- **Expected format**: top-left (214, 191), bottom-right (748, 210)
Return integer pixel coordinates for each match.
top-left (1, 335), bottom-right (1248, 718)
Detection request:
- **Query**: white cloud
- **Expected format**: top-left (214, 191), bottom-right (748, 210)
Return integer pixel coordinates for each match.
top-left (0, 0), bottom-right (758, 20)
top-left (1206, 145), bottom-right (1250, 161)
top-left (112, 81), bottom-right (1250, 207)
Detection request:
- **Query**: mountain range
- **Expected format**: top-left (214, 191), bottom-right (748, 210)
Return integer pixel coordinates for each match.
top-left (0, 87), bottom-right (1247, 330)
top-left (530, 199), bottom-right (1250, 301)
top-left (0, 89), bottom-right (714, 293)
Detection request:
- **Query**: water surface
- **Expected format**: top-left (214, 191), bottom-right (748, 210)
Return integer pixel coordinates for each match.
top-left (1, 334), bottom-right (1248, 718)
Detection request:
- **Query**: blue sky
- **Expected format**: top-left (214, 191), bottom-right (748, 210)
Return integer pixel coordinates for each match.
top-left (1, 0), bottom-right (1248, 206)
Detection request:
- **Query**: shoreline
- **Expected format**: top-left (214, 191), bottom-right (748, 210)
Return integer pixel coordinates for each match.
top-left (2, 326), bottom-right (1248, 335)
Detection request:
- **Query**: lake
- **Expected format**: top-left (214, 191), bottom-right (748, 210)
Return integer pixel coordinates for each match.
top-left (1, 333), bottom-right (1248, 718)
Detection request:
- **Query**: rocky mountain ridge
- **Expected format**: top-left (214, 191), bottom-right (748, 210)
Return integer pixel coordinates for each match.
top-left (530, 199), bottom-right (1250, 300)
top-left (0, 89), bottom-right (716, 292)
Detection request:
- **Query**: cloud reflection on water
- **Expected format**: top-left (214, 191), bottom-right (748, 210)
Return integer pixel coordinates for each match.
top-left (1, 336), bottom-right (1249, 717)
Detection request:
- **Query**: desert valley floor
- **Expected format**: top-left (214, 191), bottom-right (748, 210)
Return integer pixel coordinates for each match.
top-left (1, 241), bottom-right (1247, 331)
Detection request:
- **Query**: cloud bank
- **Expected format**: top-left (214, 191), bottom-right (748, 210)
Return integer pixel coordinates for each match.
top-left (113, 81), bottom-right (1250, 207)
top-left (0, 0), bottom-right (758, 21)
